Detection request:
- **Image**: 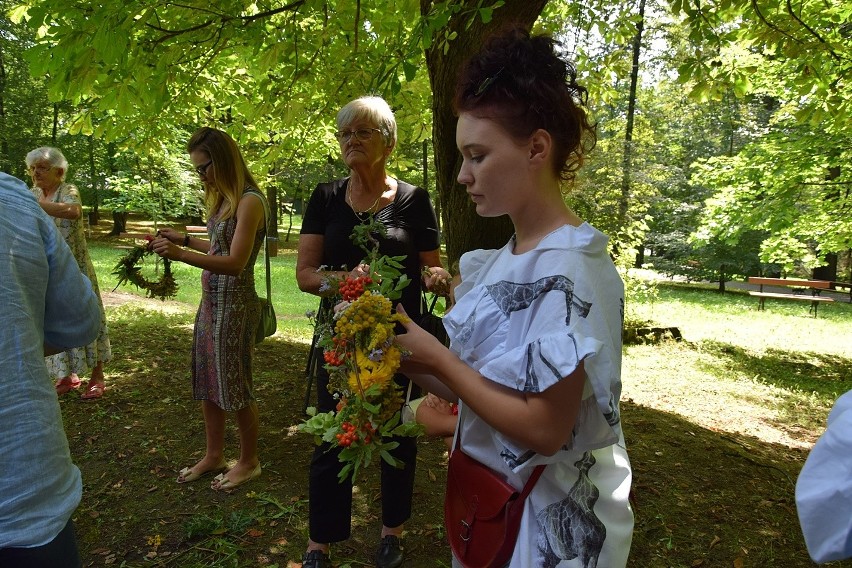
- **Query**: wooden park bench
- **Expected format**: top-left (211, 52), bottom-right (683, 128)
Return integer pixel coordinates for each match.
top-left (830, 281), bottom-right (852, 303)
top-left (747, 277), bottom-right (834, 317)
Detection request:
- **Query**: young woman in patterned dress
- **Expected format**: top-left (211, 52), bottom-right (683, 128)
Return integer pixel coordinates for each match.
top-left (151, 127), bottom-right (267, 491)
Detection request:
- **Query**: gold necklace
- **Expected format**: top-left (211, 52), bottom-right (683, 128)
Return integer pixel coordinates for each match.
top-left (346, 183), bottom-right (382, 218)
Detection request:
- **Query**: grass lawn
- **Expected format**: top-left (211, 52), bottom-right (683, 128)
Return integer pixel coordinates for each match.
top-left (60, 216), bottom-right (852, 567)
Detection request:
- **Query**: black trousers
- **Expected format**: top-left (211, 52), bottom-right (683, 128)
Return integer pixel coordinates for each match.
top-left (0, 519), bottom-right (81, 568)
top-left (308, 367), bottom-right (419, 543)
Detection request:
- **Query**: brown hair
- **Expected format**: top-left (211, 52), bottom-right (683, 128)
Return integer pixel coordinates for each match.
top-left (187, 127), bottom-right (260, 220)
top-left (454, 26), bottom-right (596, 183)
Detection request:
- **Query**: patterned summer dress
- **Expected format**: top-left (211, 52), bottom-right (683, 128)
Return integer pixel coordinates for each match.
top-left (191, 189), bottom-right (266, 412)
top-left (444, 223), bottom-right (634, 568)
top-left (32, 183), bottom-right (112, 379)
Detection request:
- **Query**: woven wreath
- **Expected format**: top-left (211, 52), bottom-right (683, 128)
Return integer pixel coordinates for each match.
top-left (113, 236), bottom-right (178, 301)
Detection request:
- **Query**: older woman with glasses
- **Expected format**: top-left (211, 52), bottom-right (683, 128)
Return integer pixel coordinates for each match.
top-left (296, 95), bottom-right (450, 568)
top-left (26, 146), bottom-right (113, 401)
top-left (150, 127), bottom-right (267, 491)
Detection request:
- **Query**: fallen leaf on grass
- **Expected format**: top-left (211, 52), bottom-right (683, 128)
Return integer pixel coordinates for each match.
top-left (733, 558), bottom-right (744, 568)
top-left (709, 535), bottom-right (721, 549)
top-left (692, 560), bottom-right (705, 567)
top-left (247, 528), bottom-right (264, 538)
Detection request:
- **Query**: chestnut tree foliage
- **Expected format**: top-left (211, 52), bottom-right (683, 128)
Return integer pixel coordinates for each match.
top-left (672, 0), bottom-right (852, 273)
top-left (6, 0), bottom-right (851, 272)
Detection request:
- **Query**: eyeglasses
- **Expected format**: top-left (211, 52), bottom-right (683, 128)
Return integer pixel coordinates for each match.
top-left (195, 160), bottom-right (213, 176)
top-left (29, 164), bottom-right (55, 174)
top-left (334, 128), bottom-right (382, 143)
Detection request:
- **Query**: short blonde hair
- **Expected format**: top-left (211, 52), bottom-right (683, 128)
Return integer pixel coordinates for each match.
top-left (336, 96), bottom-right (397, 147)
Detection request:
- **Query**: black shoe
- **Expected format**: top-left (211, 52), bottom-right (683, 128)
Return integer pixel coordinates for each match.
top-left (302, 550), bottom-right (332, 568)
top-left (375, 535), bottom-right (404, 568)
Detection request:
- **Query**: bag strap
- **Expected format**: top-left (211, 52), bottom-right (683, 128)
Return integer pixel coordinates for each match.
top-left (404, 380), bottom-right (413, 405)
top-left (453, 405), bottom-right (546, 496)
top-left (246, 188), bottom-right (272, 302)
top-left (421, 290), bottom-right (439, 314)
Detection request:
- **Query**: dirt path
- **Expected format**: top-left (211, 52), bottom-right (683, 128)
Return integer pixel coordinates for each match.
top-left (101, 290), bottom-right (195, 314)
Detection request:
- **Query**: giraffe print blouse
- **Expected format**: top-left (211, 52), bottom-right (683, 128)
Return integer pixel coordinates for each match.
top-left (443, 223), bottom-right (634, 568)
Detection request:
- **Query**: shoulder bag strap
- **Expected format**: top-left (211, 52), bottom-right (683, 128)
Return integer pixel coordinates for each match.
top-left (454, 404), bottom-right (547, 495)
top-left (247, 188), bottom-right (272, 302)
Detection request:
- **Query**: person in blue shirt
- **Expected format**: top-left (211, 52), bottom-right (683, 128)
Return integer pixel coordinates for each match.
top-left (0, 172), bottom-right (101, 567)
top-left (796, 389), bottom-right (852, 564)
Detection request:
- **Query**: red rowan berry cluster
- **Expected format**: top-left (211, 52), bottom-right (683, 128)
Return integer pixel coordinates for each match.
top-left (323, 336), bottom-right (351, 367)
top-left (336, 421), bottom-right (359, 447)
top-left (334, 420), bottom-right (377, 447)
top-left (323, 350), bottom-right (344, 366)
top-left (339, 275), bottom-right (373, 302)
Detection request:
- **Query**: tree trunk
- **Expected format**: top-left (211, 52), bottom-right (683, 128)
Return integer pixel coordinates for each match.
top-left (812, 165), bottom-right (841, 282)
top-left (52, 103), bottom-right (59, 145)
top-left (267, 185), bottom-right (279, 257)
top-left (88, 135), bottom-right (99, 218)
top-left (812, 253), bottom-right (837, 282)
top-left (421, 0), bottom-right (547, 269)
top-left (634, 244), bottom-right (645, 268)
top-left (109, 211), bottom-right (127, 235)
top-left (0, 45), bottom-right (8, 173)
top-left (618, 0), bottom-right (646, 250)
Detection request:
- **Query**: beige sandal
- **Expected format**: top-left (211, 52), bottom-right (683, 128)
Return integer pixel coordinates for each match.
top-left (177, 459), bottom-right (228, 484)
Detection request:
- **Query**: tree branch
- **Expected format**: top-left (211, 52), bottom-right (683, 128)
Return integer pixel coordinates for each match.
top-left (144, 0), bottom-right (306, 41)
top-left (749, 0), bottom-right (801, 44)
top-left (784, 0), bottom-right (840, 61)
top-left (354, 0), bottom-right (361, 53)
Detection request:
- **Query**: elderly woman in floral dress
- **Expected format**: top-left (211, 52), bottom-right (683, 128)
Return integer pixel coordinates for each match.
top-left (27, 147), bottom-right (112, 400)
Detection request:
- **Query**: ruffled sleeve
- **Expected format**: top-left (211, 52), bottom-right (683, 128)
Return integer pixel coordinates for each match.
top-left (453, 248), bottom-right (496, 302)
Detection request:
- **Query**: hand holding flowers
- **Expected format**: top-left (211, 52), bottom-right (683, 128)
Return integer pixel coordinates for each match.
top-left (299, 218), bottom-right (423, 482)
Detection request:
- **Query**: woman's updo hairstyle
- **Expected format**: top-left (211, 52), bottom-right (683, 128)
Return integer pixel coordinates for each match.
top-left (454, 26), bottom-right (596, 183)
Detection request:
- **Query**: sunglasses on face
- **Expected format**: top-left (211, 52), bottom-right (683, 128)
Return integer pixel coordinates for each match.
top-left (334, 128), bottom-right (382, 143)
top-left (29, 165), bottom-right (55, 174)
top-left (195, 160), bottom-right (213, 176)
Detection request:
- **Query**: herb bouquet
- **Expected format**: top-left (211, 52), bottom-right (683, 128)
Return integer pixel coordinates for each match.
top-left (299, 219), bottom-right (424, 481)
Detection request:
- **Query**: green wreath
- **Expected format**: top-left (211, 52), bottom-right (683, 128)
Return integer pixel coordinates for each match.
top-left (113, 239), bottom-right (178, 301)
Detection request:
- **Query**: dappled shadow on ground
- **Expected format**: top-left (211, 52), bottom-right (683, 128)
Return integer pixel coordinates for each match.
top-left (696, 340), bottom-right (852, 435)
top-left (60, 303), bottom-right (852, 567)
top-left (63, 304), bottom-right (451, 567)
top-left (623, 400), bottom-right (852, 568)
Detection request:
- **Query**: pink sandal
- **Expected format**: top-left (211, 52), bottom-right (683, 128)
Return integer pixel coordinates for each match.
top-left (55, 376), bottom-right (82, 395)
top-left (81, 381), bottom-right (105, 400)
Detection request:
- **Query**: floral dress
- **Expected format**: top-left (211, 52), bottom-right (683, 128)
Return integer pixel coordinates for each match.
top-left (33, 183), bottom-right (112, 379)
top-left (191, 189), bottom-right (266, 412)
top-left (443, 223), bottom-right (634, 567)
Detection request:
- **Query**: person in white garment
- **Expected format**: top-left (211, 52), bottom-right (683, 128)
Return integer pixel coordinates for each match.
top-left (796, 390), bottom-right (852, 564)
top-left (395, 27), bottom-right (634, 567)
